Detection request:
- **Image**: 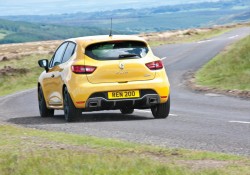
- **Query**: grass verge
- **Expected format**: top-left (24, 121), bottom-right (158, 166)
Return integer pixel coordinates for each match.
top-left (0, 123), bottom-right (249, 175)
top-left (0, 54), bottom-right (51, 96)
top-left (196, 35), bottom-right (250, 91)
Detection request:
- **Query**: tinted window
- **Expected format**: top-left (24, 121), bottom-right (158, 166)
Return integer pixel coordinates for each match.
top-left (85, 41), bottom-right (149, 60)
top-left (50, 42), bottom-right (68, 67)
top-left (62, 42), bottom-right (76, 63)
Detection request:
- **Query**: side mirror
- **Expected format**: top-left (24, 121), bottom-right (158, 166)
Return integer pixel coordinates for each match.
top-left (38, 59), bottom-right (49, 72)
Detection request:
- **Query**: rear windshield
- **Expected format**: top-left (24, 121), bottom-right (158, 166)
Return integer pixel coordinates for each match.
top-left (85, 41), bottom-right (149, 60)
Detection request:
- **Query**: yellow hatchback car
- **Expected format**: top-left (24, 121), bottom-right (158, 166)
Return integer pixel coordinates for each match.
top-left (38, 35), bottom-right (170, 122)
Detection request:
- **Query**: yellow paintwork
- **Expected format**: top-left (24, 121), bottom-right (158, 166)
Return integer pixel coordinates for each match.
top-left (84, 53), bottom-right (156, 83)
top-left (38, 35), bottom-right (170, 109)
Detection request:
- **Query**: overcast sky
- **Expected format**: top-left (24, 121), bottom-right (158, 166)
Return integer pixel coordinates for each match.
top-left (0, 0), bottom-right (224, 16)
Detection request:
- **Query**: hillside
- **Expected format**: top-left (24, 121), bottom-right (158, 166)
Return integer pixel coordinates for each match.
top-left (0, 19), bottom-right (113, 44)
top-left (1, 0), bottom-right (249, 44)
top-left (2, 0), bottom-right (250, 34)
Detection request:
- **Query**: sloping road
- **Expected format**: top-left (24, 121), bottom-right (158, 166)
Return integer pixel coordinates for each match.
top-left (1, 27), bottom-right (250, 155)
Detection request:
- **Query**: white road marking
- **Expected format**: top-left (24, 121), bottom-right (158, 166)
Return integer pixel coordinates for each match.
top-left (161, 57), bottom-right (167, 60)
top-left (228, 35), bottom-right (239, 39)
top-left (169, 114), bottom-right (178, 117)
top-left (135, 109), bottom-right (178, 117)
top-left (229, 121), bottom-right (250, 124)
top-left (135, 109), bottom-right (151, 113)
top-left (197, 39), bottom-right (212, 44)
top-left (205, 93), bottom-right (223, 97)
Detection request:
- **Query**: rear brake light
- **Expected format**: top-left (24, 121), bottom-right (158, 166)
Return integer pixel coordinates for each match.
top-left (145, 60), bottom-right (163, 70)
top-left (71, 65), bottom-right (96, 74)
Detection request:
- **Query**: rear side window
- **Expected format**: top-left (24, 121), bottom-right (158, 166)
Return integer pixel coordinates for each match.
top-left (62, 42), bottom-right (76, 63)
top-left (50, 42), bottom-right (68, 67)
top-left (85, 41), bottom-right (149, 60)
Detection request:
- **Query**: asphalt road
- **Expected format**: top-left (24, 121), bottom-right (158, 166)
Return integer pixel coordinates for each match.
top-left (0, 27), bottom-right (250, 155)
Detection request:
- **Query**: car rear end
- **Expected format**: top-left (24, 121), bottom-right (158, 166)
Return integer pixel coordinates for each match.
top-left (68, 36), bottom-right (170, 113)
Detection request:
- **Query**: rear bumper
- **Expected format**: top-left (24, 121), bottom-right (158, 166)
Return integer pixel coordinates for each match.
top-left (67, 72), bottom-right (170, 108)
top-left (85, 94), bottom-right (160, 111)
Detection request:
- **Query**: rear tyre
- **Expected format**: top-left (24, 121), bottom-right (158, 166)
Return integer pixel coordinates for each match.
top-left (151, 96), bottom-right (170, 119)
top-left (63, 87), bottom-right (82, 122)
top-left (38, 87), bottom-right (54, 117)
top-left (120, 108), bottom-right (134, 115)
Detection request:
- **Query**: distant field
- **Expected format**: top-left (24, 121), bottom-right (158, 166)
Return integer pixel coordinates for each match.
top-left (0, 33), bottom-right (5, 40)
top-left (0, 30), bottom-right (11, 40)
top-left (196, 35), bottom-right (250, 91)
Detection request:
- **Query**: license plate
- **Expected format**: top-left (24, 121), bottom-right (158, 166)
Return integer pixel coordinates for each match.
top-left (108, 90), bottom-right (140, 99)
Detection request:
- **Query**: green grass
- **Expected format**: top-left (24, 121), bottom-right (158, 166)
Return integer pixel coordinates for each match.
top-left (0, 123), bottom-right (249, 175)
top-left (0, 30), bottom-right (11, 40)
top-left (148, 28), bottom-right (232, 46)
top-left (196, 35), bottom-right (250, 90)
top-left (0, 33), bottom-right (6, 40)
top-left (0, 54), bottom-right (51, 96)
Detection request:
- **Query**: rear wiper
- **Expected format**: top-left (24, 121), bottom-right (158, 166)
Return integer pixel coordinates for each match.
top-left (119, 54), bottom-right (140, 59)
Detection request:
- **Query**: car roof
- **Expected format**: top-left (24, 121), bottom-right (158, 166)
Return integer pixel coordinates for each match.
top-left (66, 35), bottom-right (147, 47)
